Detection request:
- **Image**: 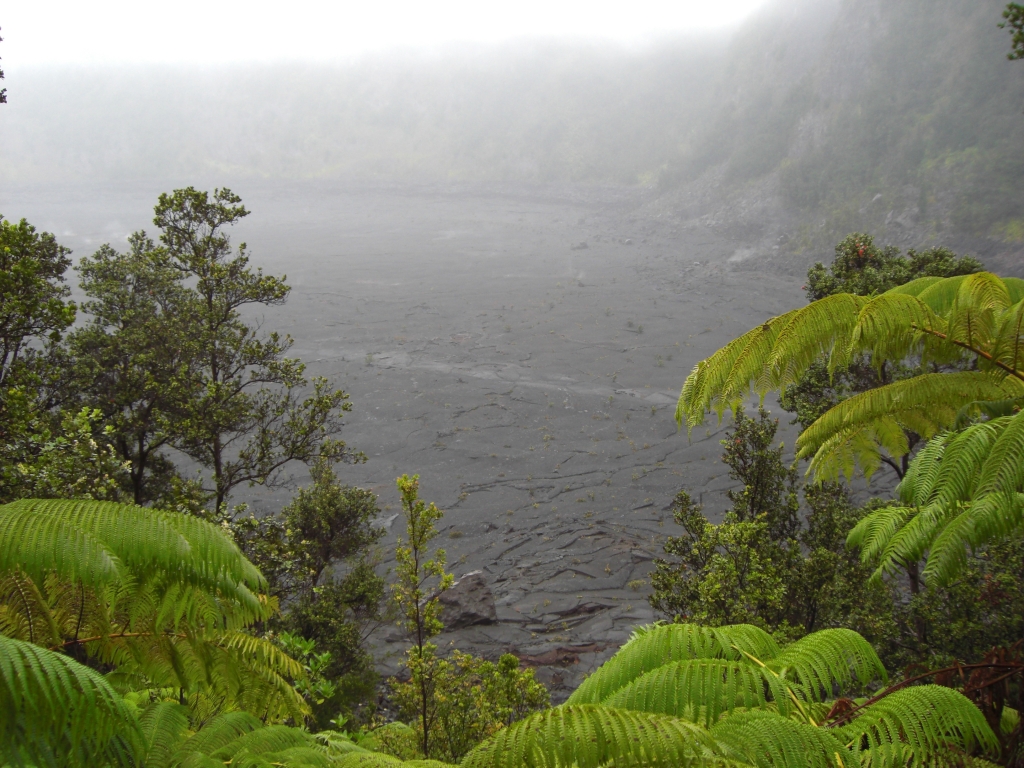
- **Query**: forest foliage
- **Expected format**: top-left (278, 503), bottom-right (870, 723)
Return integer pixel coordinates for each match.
top-left (4, 206), bottom-right (1024, 765)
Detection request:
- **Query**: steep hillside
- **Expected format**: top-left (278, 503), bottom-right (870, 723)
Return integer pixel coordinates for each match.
top-left (662, 0), bottom-right (1024, 271)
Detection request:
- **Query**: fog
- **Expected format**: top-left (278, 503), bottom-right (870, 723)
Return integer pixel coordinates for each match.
top-left (2, 0), bottom-right (1023, 693)
top-left (0, 1), bottom-right (837, 185)
top-left (2, 0), bottom-right (771, 66)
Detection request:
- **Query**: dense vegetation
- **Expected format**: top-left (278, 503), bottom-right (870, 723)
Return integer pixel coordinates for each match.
top-left (5, 195), bottom-right (1024, 764)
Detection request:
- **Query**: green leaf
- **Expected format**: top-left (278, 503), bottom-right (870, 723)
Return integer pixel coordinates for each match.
top-left (0, 633), bottom-right (140, 768)
top-left (566, 623), bottom-right (779, 705)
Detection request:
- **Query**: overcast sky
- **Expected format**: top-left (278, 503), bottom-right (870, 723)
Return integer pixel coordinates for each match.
top-left (1, 0), bottom-right (769, 67)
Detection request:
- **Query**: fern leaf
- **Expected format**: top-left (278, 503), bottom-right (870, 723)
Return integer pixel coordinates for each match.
top-left (677, 273), bottom-right (1024, 490)
top-left (906, 426), bottom-right (997, 507)
top-left (974, 409), bottom-right (1024, 496)
top-left (839, 685), bottom-right (999, 765)
top-left (914, 274), bottom-right (973, 315)
top-left (566, 623), bottom-right (779, 705)
top-left (0, 633), bottom-right (140, 768)
top-left (922, 493), bottom-right (1024, 584)
top-left (0, 500), bottom-right (269, 625)
top-left (797, 372), bottom-right (1018, 474)
top-left (885, 275), bottom-right (947, 298)
top-left (0, 502), bottom-right (126, 587)
top-left (460, 704), bottom-right (721, 768)
top-left (852, 411), bottom-right (1024, 584)
top-left (991, 299), bottom-right (1024, 375)
top-left (231, 747), bottom-right (332, 768)
top-left (0, 570), bottom-right (61, 647)
top-left (334, 755), bottom-right (410, 768)
top-left (846, 506), bottom-right (915, 568)
top-left (768, 629), bottom-right (887, 701)
top-left (603, 658), bottom-right (787, 725)
top-left (712, 710), bottom-right (847, 768)
top-left (139, 701), bottom-right (190, 768)
top-left (769, 293), bottom-right (868, 388)
top-left (170, 711), bottom-right (262, 764)
top-left (805, 417), bottom-right (909, 482)
top-left (677, 309), bottom-right (801, 429)
top-left (208, 724), bottom-right (314, 758)
top-left (848, 292), bottom-right (946, 366)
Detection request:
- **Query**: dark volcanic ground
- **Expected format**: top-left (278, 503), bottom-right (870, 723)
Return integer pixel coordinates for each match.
top-left (3, 180), bottom-right (814, 698)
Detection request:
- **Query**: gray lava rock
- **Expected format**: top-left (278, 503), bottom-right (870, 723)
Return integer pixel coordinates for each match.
top-left (440, 570), bottom-right (498, 629)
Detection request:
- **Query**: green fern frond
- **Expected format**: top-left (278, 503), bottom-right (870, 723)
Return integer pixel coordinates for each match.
top-left (803, 417), bottom-right (909, 482)
top-left (459, 704), bottom-right (722, 768)
top-left (884, 275), bottom-right (946, 298)
top-left (0, 499), bottom-right (301, 719)
top-left (955, 395), bottom-right (1024, 429)
top-left (848, 292), bottom-right (946, 366)
top-left (990, 299), bottom-right (1024, 374)
top-left (118, 633), bottom-right (308, 724)
top-left (208, 724), bottom-right (315, 758)
top-left (230, 747), bottom-right (332, 768)
top-left (900, 429), bottom-right (978, 505)
top-left (0, 502), bottom-right (126, 587)
top-left (915, 274), bottom-right (973, 314)
top-left (921, 493), bottom-right (1024, 584)
top-left (768, 629), bottom-right (887, 701)
top-left (334, 754), bottom-right (410, 768)
top-left (677, 309), bottom-right (801, 429)
top-left (0, 500), bottom-right (268, 624)
top-left (217, 629), bottom-right (306, 681)
top-left (839, 685), bottom-right (999, 765)
top-left (314, 730), bottom-right (373, 756)
top-left (975, 409), bottom-right (1024, 496)
top-left (139, 701), bottom-right (190, 768)
top-left (566, 623), bottom-right (779, 705)
top-left (0, 633), bottom-right (141, 768)
top-left (711, 710), bottom-right (847, 768)
top-left (1003, 277), bottom-right (1024, 303)
top-left (847, 506), bottom-right (915, 568)
top-left (797, 372), bottom-right (1017, 477)
top-left (769, 294), bottom-right (868, 387)
top-left (849, 410), bottom-right (1024, 584)
top-left (0, 569), bottom-right (61, 646)
top-left (677, 273), bottom-right (1024, 492)
top-left (170, 711), bottom-right (262, 764)
top-left (603, 658), bottom-right (787, 725)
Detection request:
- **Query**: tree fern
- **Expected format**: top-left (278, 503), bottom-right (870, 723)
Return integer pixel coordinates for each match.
top-left (319, 625), bottom-right (997, 768)
top-left (459, 704), bottom-right (722, 768)
top-left (138, 701), bottom-right (190, 768)
top-left (766, 629), bottom-right (888, 704)
top-left (207, 724), bottom-right (316, 759)
top-left (334, 755), bottom-right (423, 768)
top-left (0, 499), bottom-right (267, 623)
top-left (711, 710), bottom-right (847, 768)
top-left (796, 372), bottom-right (1020, 480)
top-left (836, 685), bottom-right (999, 766)
top-left (602, 658), bottom-right (786, 725)
top-left (566, 623), bottom-right (779, 705)
top-left (676, 272), bottom-right (1024, 582)
top-left (0, 633), bottom-right (140, 768)
top-left (849, 410), bottom-right (1024, 584)
top-left (677, 273), bottom-right (1024, 472)
top-left (162, 710), bottom-right (262, 766)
